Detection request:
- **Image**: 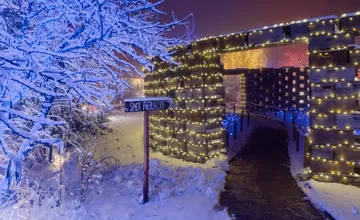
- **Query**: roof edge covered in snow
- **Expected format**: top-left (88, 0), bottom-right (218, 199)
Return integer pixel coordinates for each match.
top-left (169, 10), bottom-right (360, 52)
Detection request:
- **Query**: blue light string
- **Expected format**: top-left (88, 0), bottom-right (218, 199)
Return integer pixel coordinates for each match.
top-left (249, 106), bottom-right (311, 134)
top-left (222, 113), bottom-right (241, 136)
top-left (272, 108), bottom-right (310, 134)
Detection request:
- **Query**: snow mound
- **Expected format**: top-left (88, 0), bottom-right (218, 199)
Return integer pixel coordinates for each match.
top-left (103, 158), bottom-right (227, 203)
top-left (352, 206), bottom-right (359, 215)
top-left (300, 177), bottom-right (360, 220)
top-left (0, 157), bottom-right (230, 220)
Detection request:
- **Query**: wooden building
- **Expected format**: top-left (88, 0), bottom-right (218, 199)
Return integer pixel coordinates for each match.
top-left (144, 11), bottom-right (360, 183)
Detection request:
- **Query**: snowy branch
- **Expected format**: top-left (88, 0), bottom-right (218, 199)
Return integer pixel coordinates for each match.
top-left (0, 0), bottom-right (190, 193)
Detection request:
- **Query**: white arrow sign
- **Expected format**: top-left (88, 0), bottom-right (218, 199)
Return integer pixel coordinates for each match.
top-left (124, 96), bottom-right (173, 112)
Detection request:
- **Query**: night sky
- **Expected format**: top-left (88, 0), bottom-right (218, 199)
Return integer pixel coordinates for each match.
top-left (161, 0), bottom-right (360, 38)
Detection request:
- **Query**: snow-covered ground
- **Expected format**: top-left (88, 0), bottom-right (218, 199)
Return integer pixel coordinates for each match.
top-left (301, 180), bottom-right (360, 220)
top-left (250, 111), bottom-right (360, 220)
top-left (0, 112), bottom-right (230, 220)
top-left (0, 158), bottom-right (229, 220)
top-left (93, 112), bottom-right (145, 165)
top-left (97, 111), bottom-right (360, 220)
top-left (226, 116), bottom-right (256, 160)
top-left (285, 121), bottom-right (360, 220)
top-left (82, 157), bottom-right (230, 220)
top-left (3, 111), bottom-right (360, 220)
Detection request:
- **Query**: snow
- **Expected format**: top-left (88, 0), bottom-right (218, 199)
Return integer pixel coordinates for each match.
top-left (250, 15), bottom-right (338, 31)
top-left (352, 206), bottom-right (359, 215)
top-left (94, 112), bottom-right (145, 165)
top-left (9, 157), bottom-right (229, 220)
top-left (225, 114), bottom-right (256, 160)
top-left (190, 14), bottom-right (338, 44)
top-left (80, 158), bottom-right (230, 220)
top-left (300, 15), bottom-right (338, 23)
top-left (0, 159), bottom-right (230, 220)
top-left (284, 122), bottom-right (360, 220)
top-left (341, 11), bottom-right (360, 17)
top-left (248, 110), bottom-right (360, 220)
top-left (0, 112), bottom-right (230, 220)
top-left (84, 111), bottom-right (360, 220)
top-left (283, 122), bottom-right (307, 176)
top-left (95, 112), bottom-right (228, 170)
top-left (300, 180), bottom-right (360, 220)
top-left (348, 44), bottom-right (360, 49)
top-left (3, 104), bottom-right (359, 219)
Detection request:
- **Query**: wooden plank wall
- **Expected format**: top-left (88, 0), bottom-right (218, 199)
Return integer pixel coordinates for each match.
top-left (144, 52), bottom-right (225, 163)
top-left (144, 11), bottom-right (360, 169)
top-left (307, 15), bottom-right (360, 180)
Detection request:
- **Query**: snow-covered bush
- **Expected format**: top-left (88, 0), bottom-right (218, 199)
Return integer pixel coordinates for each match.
top-left (0, 148), bottom-right (65, 212)
top-left (100, 158), bottom-right (228, 203)
top-left (0, 0), bottom-right (190, 194)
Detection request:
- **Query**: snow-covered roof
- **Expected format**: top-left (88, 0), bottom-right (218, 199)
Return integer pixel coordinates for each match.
top-left (170, 11), bottom-right (356, 51)
top-left (299, 15), bottom-right (338, 23)
top-left (189, 15), bottom-right (339, 44)
top-left (348, 44), bottom-right (360, 49)
top-left (191, 31), bottom-right (247, 44)
top-left (341, 11), bottom-right (360, 17)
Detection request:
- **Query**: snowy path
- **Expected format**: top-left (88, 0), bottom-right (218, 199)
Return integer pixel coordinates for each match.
top-left (220, 126), bottom-right (324, 220)
top-left (93, 112), bottom-right (145, 164)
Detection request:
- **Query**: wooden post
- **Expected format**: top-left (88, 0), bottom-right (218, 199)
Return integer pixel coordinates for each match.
top-left (143, 111), bottom-right (150, 204)
top-left (226, 128), bottom-right (230, 147)
top-left (240, 110), bottom-right (244, 132)
top-left (247, 111), bottom-right (250, 126)
top-left (293, 124), bottom-right (296, 141)
top-left (49, 146), bottom-right (53, 163)
top-left (296, 130), bottom-right (300, 152)
top-left (59, 153), bottom-right (62, 205)
top-left (124, 97), bottom-right (173, 205)
top-left (304, 137), bottom-right (309, 167)
top-left (234, 121), bottom-right (237, 140)
top-left (101, 111), bottom-right (104, 123)
top-left (283, 109), bottom-right (286, 120)
top-left (233, 105), bottom-right (236, 114)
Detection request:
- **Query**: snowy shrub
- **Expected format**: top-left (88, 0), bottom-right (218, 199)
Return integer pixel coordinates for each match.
top-left (0, 0), bottom-right (190, 194)
top-left (99, 158), bottom-right (227, 203)
top-left (76, 135), bottom-right (120, 204)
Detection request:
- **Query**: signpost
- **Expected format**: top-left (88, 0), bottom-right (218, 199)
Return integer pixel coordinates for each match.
top-left (124, 96), bottom-right (173, 204)
top-left (125, 97), bottom-right (173, 113)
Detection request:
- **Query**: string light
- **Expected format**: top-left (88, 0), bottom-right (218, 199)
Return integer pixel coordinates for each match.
top-left (146, 52), bottom-right (226, 163)
top-left (146, 11), bottom-right (360, 171)
top-left (305, 12), bottom-right (360, 180)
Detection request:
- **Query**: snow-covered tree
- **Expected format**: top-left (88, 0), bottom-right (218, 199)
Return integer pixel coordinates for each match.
top-left (0, 0), bottom-right (190, 193)
top-left (185, 16), bottom-right (197, 43)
